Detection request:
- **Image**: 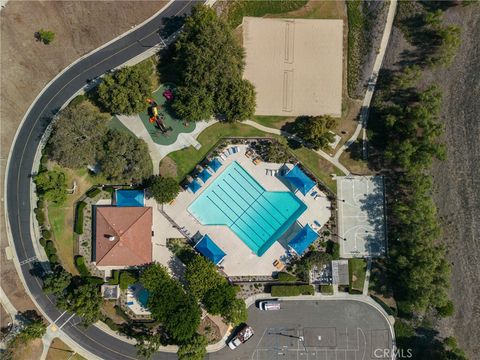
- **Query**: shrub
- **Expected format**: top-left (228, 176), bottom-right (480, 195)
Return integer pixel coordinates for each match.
top-left (49, 254), bottom-right (58, 263)
top-left (75, 256), bottom-right (90, 277)
top-left (338, 285), bottom-right (349, 292)
top-left (437, 300), bottom-right (454, 317)
top-left (114, 305), bottom-right (131, 322)
top-left (69, 94), bottom-right (86, 108)
top-left (108, 270), bottom-right (120, 285)
top-left (36, 210), bottom-right (45, 225)
top-left (42, 229), bottom-right (52, 240)
top-left (271, 285), bottom-right (314, 297)
top-left (119, 271), bottom-right (137, 290)
top-left (320, 285), bottom-right (334, 295)
top-left (36, 29), bottom-right (55, 44)
top-left (103, 317), bottom-right (119, 331)
top-left (86, 187), bottom-right (101, 198)
top-left (86, 277), bottom-right (105, 286)
top-left (39, 237), bottom-right (46, 247)
top-left (349, 289), bottom-right (363, 295)
top-left (45, 241), bottom-right (57, 256)
top-left (74, 201), bottom-right (87, 234)
top-left (37, 199), bottom-right (45, 209)
top-left (371, 295), bottom-right (397, 316)
top-left (276, 272), bottom-right (298, 282)
top-left (326, 240), bottom-right (340, 260)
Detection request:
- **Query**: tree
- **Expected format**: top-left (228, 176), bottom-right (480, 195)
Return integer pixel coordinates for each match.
top-left (293, 115), bottom-right (337, 150)
top-left (100, 129), bottom-right (153, 182)
top-left (177, 334), bottom-right (207, 360)
top-left (57, 283), bottom-right (102, 326)
top-left (135, 332), bottom-right (163, 360)
top-left (34, 170), bottom-right (67, 204)
top-left (185, 255), bottom-right (223, 300)
top-left (96, 60), bottom-right (154, 115)
top-left (224, 298), bottom-right (248, 325)
top-left (48, 101), bottom-right (109, 168)
top-left (146, 175), bottom-right (180, 204)
top-left (43, 267), bottom-right (72, 296)
top-left (265, 140), bottom-right (291, 163)
top-left (203, 282), bottom-right (237, 315)
top-left (140, 263), bottom-right (201, 343)
top-left (172, 5), bottom-right (256, 122)
top-left (36, 29), bottom-right (55, 44)
top-left (18, 318), bottom-right (47, 341)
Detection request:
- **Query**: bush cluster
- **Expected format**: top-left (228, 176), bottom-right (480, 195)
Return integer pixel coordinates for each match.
top-left (75, 256), bottom-right (90, 277)
top-left (276, 272), bottom-right (298, 282)
top-left (271, 285), bottom-right (314, 297)
top-left (74, 201), bottom-right (87, 235)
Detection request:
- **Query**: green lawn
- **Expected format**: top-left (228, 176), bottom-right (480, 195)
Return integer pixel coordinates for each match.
top-left (251, 115), bottom-right (294, 130)
top-left (164, 122), bottom-right (340, 194)
top-left (165, 122), bottom-right (273, 181)
top-left (290, 147), bottom-right (342, 192)
top-left (349, 258), bottom-right (367, 293)
top-left (47, 167), bottom-right (101, 274)
top-left (224, 0), bottom-right (308, 28)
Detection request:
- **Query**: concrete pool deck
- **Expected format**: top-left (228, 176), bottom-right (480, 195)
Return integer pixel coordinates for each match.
top-left (162, 145), bottom-right (331, 276)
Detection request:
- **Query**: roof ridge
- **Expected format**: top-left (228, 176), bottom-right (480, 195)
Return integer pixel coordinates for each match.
top-left (96, 209), bottom-right (120, 264)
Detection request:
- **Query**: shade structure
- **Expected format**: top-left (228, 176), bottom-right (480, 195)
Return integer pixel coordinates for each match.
top-left (288, 224), bottom-right (319, 256)
top-left (194, 234), bottom-right (226, 265)
top-left (283, 165), bottom-right (316, 195)
top-left (198, 168), bottom-right (212, 183)
top-left (188, 179), bottom-right (202, 193)
top-left (208, 158), bottom-right (222, 172)
top-left (116, 189), bottom-right (145, 207)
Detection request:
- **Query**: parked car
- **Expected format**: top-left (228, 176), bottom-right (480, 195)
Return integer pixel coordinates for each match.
top-left (228, 324), bottom-right (254, 349)
top-left (258, 300), bottom-right (281, 311)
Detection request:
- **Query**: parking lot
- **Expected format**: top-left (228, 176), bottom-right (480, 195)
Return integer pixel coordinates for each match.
top-left (208, 300), bottom-right (393, 360)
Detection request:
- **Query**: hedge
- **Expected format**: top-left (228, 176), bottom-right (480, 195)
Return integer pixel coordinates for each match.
top-left (271, 285), bottom-right (314, 297)
top-left (276, 272), bottom-right (298, 282)
top-left (108, 270), bottom-right (120, 285)
top-left (74, 201), bottom-right (87, 234)
top-left (86, 187), bottom-right (101, 198)
top-left (75, 256), bottom-right (90, 277)
top-left (119, 271), bottom-right (137, 290)
top-left (320, 285), bottom-right (334, 295)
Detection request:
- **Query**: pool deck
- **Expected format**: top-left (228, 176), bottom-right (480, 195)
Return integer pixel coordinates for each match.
top-left (162, 145), bottom-right (331, 276)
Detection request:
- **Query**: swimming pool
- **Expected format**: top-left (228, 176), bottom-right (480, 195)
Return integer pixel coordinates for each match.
top-left (137, 288), bottom-right (149, 307)
top-left (188, 161), bottom-right (306, 256)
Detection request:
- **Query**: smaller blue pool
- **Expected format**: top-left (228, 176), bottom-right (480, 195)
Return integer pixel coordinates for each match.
top-left (116, 189), bottom-right (144, 207)
top-left (137, 288), bottom-right (149, 307)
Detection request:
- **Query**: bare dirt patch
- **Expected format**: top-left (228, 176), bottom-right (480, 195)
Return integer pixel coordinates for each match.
top-left (101, 301), bottom-right (126, 325)
top-left (10, 338), bottom-right (43, 360)
top-left (0, 304), bottom-right (12, 328)
top-left (159, 156), bottom-right (178, 178)
top-left (47, 338), bottom-right (86, 360)
top-left (0, 0), bottom-right (167, 321)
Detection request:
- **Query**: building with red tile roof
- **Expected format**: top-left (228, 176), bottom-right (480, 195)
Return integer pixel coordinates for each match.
top-left (93, 206), bottom-right (153, 268)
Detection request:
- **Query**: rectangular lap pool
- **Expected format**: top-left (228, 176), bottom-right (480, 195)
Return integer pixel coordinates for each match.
top-left (188, 161), bottom-right (306, 256)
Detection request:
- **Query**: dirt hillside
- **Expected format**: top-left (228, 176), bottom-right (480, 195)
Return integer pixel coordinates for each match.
top-left (0, 0), bottom-right (167, 314)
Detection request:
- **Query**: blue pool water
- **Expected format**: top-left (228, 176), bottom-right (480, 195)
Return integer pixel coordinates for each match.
top-left (188, 161), bottom-right (306, 256)
top-left (116, 189), bottom-right (144, 207)
top-left (137, 288), bottom-right (149, 307)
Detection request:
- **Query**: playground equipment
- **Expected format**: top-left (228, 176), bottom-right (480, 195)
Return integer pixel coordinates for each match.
top-left (163, 89), bottom-right (174, 101)
top-left (147, 98), bottom-right (168, 133)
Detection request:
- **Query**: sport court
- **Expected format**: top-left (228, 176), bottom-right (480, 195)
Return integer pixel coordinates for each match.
top-left (188, 161), bottom-right (306, 256)
top-left (337, 176), bottom-right (386, 258)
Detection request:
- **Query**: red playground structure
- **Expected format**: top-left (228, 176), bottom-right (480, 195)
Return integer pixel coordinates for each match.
top-left (163, 89), bottom-right (174, 101)
top-left (146, 98), bottom-right (167, 133)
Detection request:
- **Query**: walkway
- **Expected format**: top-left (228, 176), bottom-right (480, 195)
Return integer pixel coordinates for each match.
top-left (244, 120), bottom-right (350, 175)
top-left (334, 0), bottom-right (398, 160)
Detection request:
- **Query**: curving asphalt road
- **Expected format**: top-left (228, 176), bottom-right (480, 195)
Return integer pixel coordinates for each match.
top-left (4, 1), bottom-right (200, 359)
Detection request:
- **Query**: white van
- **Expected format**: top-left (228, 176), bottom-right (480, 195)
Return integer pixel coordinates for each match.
top-left (259, 300), bottom-right (281, 311)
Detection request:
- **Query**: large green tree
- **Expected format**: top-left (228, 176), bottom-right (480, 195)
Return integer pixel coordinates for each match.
top-left (100, 129), bottom-right (153, 182)
top-left (140, 264), bottom-right (201, 343)
top-left (185, 255), bottom-right (223, 300)
top-left (97, 60), bottom-right (154, 115)
top-left (172, 5), bottom-right (255, 122)
top-left (177, 334), bottom-right (207, 360)
top-left (48, 101), bottom-right (109, 168)
top-left (146, 175), bottom-right (180, 204)
top-left (135, 333), bottom-right (163, 360)
top-left (34, 170), bottom-right (67, 204)
top-left (293, 115), bottom-right (337, 150)
top-left (57, 283), bottom-right (102, 326)
top-left (43, 267), bottom-right (72, 297)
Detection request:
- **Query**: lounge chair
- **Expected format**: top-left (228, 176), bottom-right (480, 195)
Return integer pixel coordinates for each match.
top-left (245, 150), bottom-right (253, 158)
top-left (253, 158), bottom-right (261, 165)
